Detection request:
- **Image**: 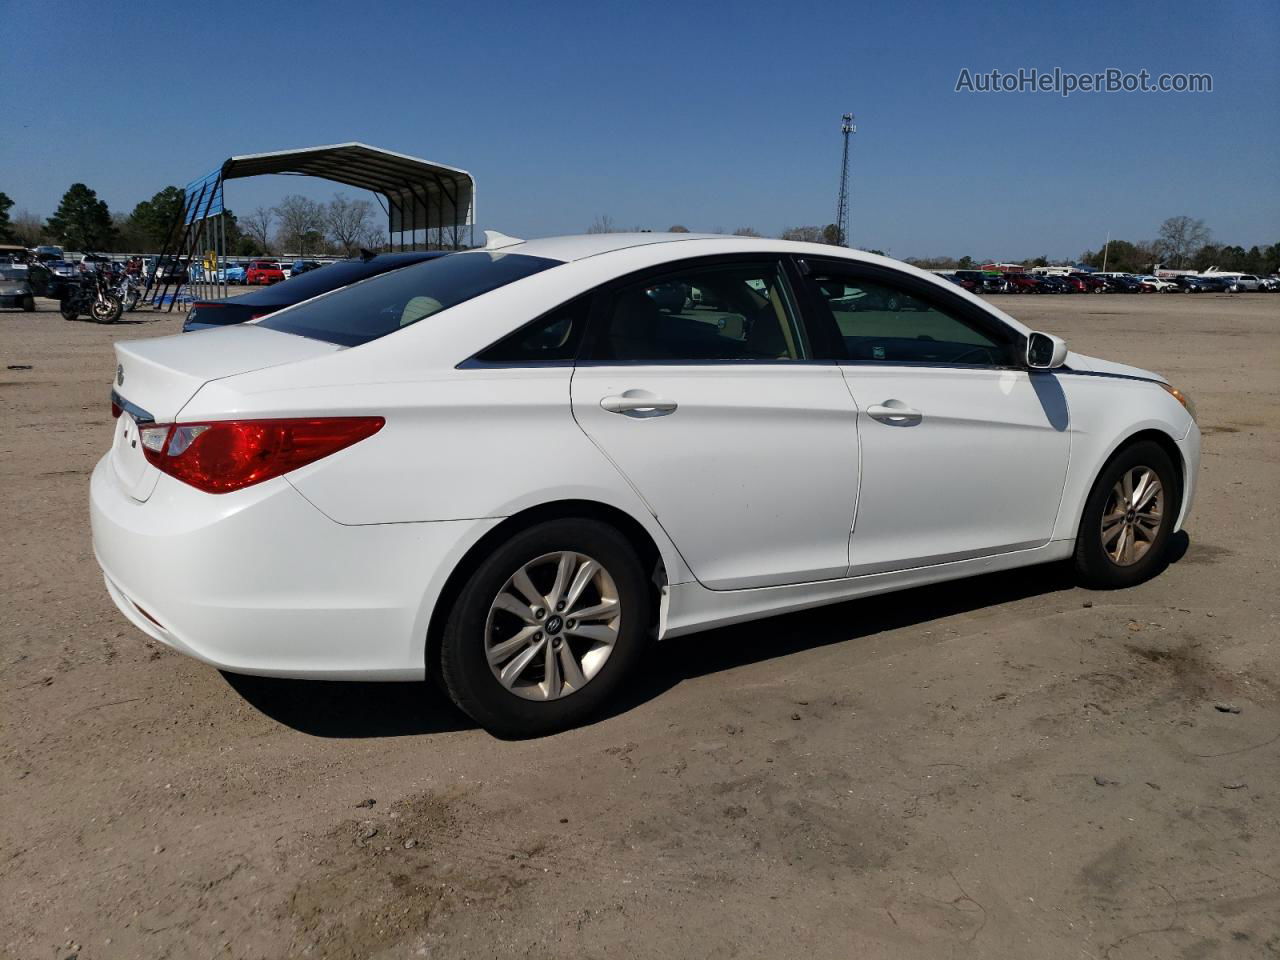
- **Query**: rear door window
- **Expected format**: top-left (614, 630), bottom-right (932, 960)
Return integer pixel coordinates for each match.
top-left (585, 259), bottom-right (810, 363)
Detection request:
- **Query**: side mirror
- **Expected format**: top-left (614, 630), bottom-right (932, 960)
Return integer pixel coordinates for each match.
top-left (1026, 331), bottom-right (1068, 370)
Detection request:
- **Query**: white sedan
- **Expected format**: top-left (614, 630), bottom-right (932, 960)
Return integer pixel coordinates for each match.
top-left (91, 233), bottom-right (1200, 735)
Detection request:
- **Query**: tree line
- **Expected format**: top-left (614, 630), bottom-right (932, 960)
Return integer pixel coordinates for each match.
top-left (907, 217), bottom-right (1278, 276)
top-left (2, 191), bottom-right (1274, 277)
top-left (0, 184), bottom-right (387, 258)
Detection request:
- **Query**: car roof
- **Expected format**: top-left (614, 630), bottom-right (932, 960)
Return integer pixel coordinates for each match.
top-left (501, 232), bottom-right (749, 262)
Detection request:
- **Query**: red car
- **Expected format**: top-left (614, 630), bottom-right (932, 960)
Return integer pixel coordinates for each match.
top-left (1069, 273), bottom-right (1106, 293)
top-left (1004, 272), bottom-right (1042, 293)
top-left (246, 260), bottom-right (285, 285)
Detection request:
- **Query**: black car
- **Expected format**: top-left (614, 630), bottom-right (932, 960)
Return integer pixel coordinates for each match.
top-left (1033, 275), bottom-right (1069, 293)
top-left (290, 260), bottom-right (325, 278)
top-left (1175, 275), bottom-right (1228, 293)
top-left (953, 270), bottom-right (1005, 294)
top-left (183, 252), bottom-right (449, 331)
top-left (1097, 275), bottom-right (1140, 293)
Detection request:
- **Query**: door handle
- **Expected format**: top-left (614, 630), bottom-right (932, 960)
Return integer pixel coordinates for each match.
top-left (867, 401), bottom-right (922, 425)
top-left (601, 395), bottom-right (678, 416)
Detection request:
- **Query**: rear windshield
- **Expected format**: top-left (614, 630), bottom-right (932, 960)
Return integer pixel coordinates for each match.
top-left (255, 251), bottom-right (560, 347)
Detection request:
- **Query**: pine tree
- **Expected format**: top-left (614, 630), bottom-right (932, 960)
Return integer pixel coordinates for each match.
top-left (46, 183), bottom-right (116, 251)
top-left (0, 192), bottom-right (15, 243)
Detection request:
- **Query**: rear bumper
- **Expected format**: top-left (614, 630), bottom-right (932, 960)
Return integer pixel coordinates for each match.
top-left (90, 455), bottom-right (500, 680)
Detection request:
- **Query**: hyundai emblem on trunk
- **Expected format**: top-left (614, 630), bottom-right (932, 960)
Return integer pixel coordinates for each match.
top-left (116, 364), bottom-right (124, 386)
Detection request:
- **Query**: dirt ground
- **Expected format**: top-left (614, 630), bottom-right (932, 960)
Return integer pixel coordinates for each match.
top-left (2, 291), bottom-right (1279, 960)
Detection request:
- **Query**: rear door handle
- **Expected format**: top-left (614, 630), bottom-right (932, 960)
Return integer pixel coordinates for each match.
top-left (867, 401), bottom-right (922, 425)
top-left (601, 395), bottom-right (678, 416)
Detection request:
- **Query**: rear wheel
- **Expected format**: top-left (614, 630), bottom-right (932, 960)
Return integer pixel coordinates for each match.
top-left (1074, 440), bottom-right (1178, 589)
top-left (439, 518), bottom-right (650, 737)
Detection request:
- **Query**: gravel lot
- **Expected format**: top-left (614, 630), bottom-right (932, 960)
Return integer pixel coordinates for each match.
top-left (2, 292), bottom-right (1278, 959)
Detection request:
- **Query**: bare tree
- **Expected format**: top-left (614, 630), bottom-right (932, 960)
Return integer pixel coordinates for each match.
top-left (246, 206), bottom-right (274, 253)
top-left (732, 227), bottom-right (762, 237)
top-left (11, 208), bottom-right (44, 246)
top-left (1154, 216), bottom-right (1210, 268)
top-left (359, 224), bottom-right (389, 253)
top-left (326, 194), bottom-right (377, 256)
top-left (273, 195), bottom-right (325, 257)
top-left (667, 224), bottom-right (690, 233)
top-left (780, 225), bottom-right (826, 243)
top-left (586, 214), bottom-right (617, 234)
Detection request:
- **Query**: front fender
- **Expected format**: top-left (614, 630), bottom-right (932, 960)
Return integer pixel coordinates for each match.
top-left (1051, 373), bottom-right (1195, 542)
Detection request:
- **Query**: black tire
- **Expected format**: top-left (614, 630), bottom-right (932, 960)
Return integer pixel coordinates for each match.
top-left (60, 301), bottom-right (78, 321)
top-left (1074, 440), bottom-right (1179, 589)
top-left (23, 295), bottom-right (35, 312)
top-left (439, 518), bottom-right (651, 737)
top-left (91, 295), bottom-right (122, 324)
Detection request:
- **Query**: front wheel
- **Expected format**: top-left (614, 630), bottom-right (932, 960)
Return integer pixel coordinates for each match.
top-left (60, 300), bottom-right (78, 321)
top-left (1074, 440), bottom-right (1178, 589)
top-left (91, 294), bottom-right (122, 324)
top-left (23, 295), bottom-right (35, 312)
top-left (439, 518), bottom-right (651, 737)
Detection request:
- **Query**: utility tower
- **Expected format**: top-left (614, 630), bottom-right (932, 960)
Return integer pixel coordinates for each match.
top-left (835, 113), bottom-right (855, 246)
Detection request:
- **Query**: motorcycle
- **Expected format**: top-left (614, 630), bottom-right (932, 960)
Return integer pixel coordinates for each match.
top-left (60, 265), bottom-right (123, 323)
top-left (116, 272), bottom-right (142, 312)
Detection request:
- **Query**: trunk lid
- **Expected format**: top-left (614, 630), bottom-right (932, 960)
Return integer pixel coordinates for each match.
top-left (109, 325), bottom-right (343, 501)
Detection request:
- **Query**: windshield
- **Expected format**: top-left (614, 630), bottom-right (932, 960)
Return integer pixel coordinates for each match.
top-left (256, 251), bottom-right (561, 347)
top-left (0, 268), bottom-right (25, 281)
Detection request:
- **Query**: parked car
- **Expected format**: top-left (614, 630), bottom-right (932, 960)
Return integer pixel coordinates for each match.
top-left (1220, 274), bottom-right (1264, 292)
top-left (151, 258), bottom-right (189, 286)
top-left (94, 233), bottom-right (1200, 736)
top-left (1259, 276), bottom-right (1280, 292)
top-left (225, 263), bottom-right (249, 284)
top-left (1037, 275), bottom-right (1072, 294)
top-left (1004, 273), bottom-right (1043, 293)
top-left (1136, 276), bottom-right (1178, 293)
top-left (290, 260), bottom-right (324, 278)
top-left (184, 252), bottom-right (448, 331)
top-left (1099, 276), bottom-right (1142, 293)
top-left (1178, 275), bottom-right (1230, 293)
top-left (943, 273), bottom-right (979, 293)
top-left (0, 265), bottom-right (36, 311)
top-left (954, 270), bottom-right (1004, 294)
top-left (1068, 273), bottom-right (1106, 293)
top-left (1062, 276), bottom-right (1088, 293)
top-left (246, 260), bottom-right (285, 285)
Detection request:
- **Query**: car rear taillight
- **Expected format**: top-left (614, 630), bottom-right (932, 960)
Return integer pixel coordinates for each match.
top-left (138, 417), bottom-right (384, 493)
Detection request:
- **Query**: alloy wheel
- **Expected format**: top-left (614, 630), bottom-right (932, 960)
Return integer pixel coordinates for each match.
top-left (484, 551), bottom-right (621, 701)
top-left (1100, 466), bottom-right (1163, 566)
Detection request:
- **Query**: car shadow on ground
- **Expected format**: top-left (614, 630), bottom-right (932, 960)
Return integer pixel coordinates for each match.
top-left (223, 536), bottom-right (1191, 740)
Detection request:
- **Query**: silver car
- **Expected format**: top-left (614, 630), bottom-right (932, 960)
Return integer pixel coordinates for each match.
top-left (0, 265), bottom-right (36, 312)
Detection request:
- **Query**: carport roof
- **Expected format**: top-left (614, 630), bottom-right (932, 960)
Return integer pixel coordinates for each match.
top-left (219, 142), bottom-right (474, 232)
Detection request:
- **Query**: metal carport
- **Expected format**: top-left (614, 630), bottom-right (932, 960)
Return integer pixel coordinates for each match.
top-left (220, 142), bottom-right (475, 250)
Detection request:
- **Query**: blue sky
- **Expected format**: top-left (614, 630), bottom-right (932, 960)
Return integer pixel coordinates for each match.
top-left (3, 0), bottom-right (1276, 260)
